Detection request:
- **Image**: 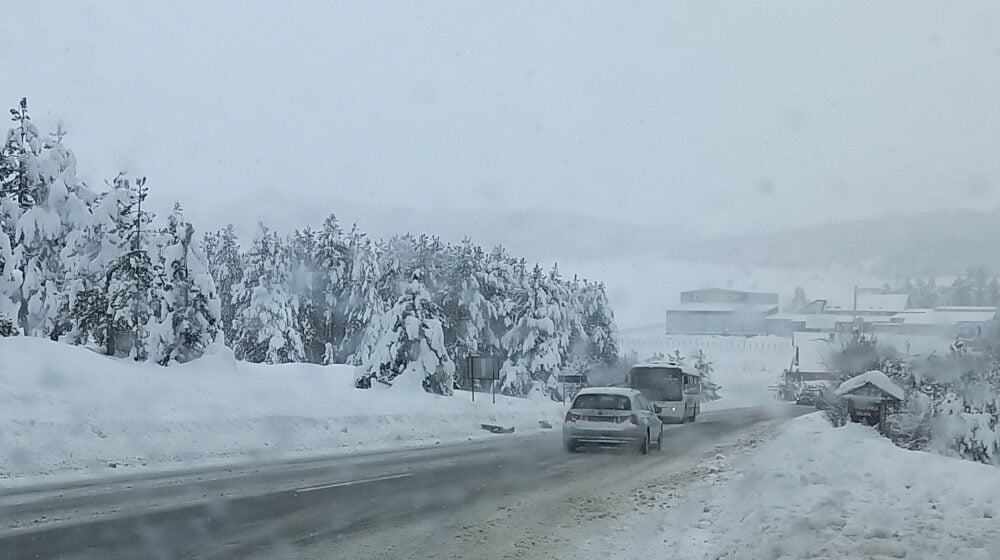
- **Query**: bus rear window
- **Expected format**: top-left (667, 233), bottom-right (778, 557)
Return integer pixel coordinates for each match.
top-left (630, 367), bottom-right (683, 401)
top-left (572, 394), bottom-right (631, 410)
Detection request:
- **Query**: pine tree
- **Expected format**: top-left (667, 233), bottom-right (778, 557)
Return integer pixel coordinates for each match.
top-left (355, 274), bottom-right (455, 395)
top-left (288, 227), bottom-right (320, 362)
top-left (152, 203), bottom-right (220, 364)
top-left (343, 228), bottom-right (384, 364)
top-left (948, 272), bottom-right (973, 306)
top-left (692, 349), bottom-right (722, 401)
top-left (231, 226), bottom-right (304, 364)
top-left (311, 215), bottom-right (351, 360)
top-left (202, 225), bottom-right (243, 345)
top-left (499, 264), bottom-right (564, 397)
top-left (14, 118), bottom-right (95, 339)
top-left (790, 286), bottom-right (808, 311)
top-left (0, 225), bottom-right (21, 334)
top-left (102, 174), bottom-right (158, 359)
top-left (987, 277), bottom-right (1000, 308)
top-left (578, 279), bottom-right (619, 365)
top-left (441, 238), bottom-right (496, 367)
top-left (0, 98), bottom-right (41, 216)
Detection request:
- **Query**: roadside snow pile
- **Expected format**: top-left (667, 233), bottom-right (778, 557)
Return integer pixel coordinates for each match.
top-left (660, 414), bottom-right (1000, 560)
top-left (0, 338), bottom-right (564, 481)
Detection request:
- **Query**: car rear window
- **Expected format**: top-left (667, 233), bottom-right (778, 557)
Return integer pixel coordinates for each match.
top-left (572, 394), bottom-right (632, 410)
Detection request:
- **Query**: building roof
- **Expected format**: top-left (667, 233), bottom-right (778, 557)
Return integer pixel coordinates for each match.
top-left (667, 303), bottom-right (779, 313)
top-left (826, 293), bottom-right (909, 313)
top-left (836, 370), bottom-right (905, 401)
top-left (769, 313), bottom-right (838, 330)
top-left (887, 307), bottom-right (998, 326)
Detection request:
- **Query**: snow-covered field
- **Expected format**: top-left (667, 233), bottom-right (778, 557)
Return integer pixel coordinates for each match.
top-left (583, 413), bottom-right (1000, 560)
top-left (0, 338), bottom-right (564, 482)
top-left (621, 334), bottom-right (792, 410)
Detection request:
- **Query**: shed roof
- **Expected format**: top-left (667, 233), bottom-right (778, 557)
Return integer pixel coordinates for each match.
top-left (836, 370), bottom-right (905, 401)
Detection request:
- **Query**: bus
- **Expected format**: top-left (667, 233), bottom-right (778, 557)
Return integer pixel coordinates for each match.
top-left (626, 362), bottom-right (702, 423)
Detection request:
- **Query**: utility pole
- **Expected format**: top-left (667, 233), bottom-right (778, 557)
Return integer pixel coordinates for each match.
top-left (852, 285), bottom-right (858, 323)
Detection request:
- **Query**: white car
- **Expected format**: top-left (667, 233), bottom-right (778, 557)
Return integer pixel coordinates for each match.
top-left (562, 387), bottom-right (664, 454)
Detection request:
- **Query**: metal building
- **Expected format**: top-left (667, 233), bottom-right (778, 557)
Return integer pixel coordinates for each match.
top-left (665, 288), bottom-right (779, 336)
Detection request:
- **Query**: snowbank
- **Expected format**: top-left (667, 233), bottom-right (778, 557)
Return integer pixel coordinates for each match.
top-left (627, 414), bottom-right (1000, 559)
top-left (0, 338), bottom-right (564, 481)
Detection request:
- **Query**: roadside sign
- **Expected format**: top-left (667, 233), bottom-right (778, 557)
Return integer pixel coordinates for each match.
top-left (467, 356), bottom-right (502, 403)
top-left (468, 356), bottom-right (501, 380)
top-left (556, 374), bottom-right (587, 384)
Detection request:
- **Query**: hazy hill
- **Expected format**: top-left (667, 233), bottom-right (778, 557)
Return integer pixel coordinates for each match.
top-left (679, 210), bottom-right (1000, 278)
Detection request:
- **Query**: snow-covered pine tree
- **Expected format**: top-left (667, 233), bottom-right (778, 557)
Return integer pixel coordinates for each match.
top-left (202, 225), bottom-right (243, 345)
top-left (102, 174), bottom-right (158, 359)
top-left (441, 238), bottom-right (496, 368)
top-left (0, 98), bottom-right (40, 217)
top-left (288, 227), bottom-right (320, 362)
top-left (355, 273), bottom-right (455, 395)
top-left (499, 264), bottom-right (564, 398)
top-left (231, 225), bottom-right (304, 364)
top-left (691, 349), bottom-right (722, 401)
top-left (152, 203), bottom-right (220, 364)
top-left (14, 117), bottom-right (95, 339)
top-left (342, 227), bottom-right (385, 364)
top-left (311, 214), bottom-right (351, 361)
top-left (481, 246), bottom-right (519, 353)
top-left (578, 279), bottom-right (619, 366)
top-left (0, 231), bottom-right (18, 335)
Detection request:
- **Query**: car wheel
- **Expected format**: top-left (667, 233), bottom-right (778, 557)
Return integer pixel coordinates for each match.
top-left (564, 439), bottom-right (578, 453)
top-left (680, 409), bottom-right (688, 424)
top-left (638, 432), bottom-right (649, 455)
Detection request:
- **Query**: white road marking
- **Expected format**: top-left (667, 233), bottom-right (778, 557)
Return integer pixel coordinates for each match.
top-left (294, 473), bottom-right (413, 494)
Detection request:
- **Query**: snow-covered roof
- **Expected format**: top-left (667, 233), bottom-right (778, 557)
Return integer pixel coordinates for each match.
top-left (667, 303), bottom-right (779, 313)
top-left (894, 307), bottom-right (997, 325)
top-left (575, 387), bottom-right (641, 398)
top-left (827, 293), bottom-right (909, 313)
top-left (835, 370), bottom-right (904, 401)
top-left (770, 314), bottom-right (838, 330)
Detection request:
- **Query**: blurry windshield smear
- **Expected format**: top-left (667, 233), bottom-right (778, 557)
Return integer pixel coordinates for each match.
top-left (2, 2), bottom-right (1000, 559)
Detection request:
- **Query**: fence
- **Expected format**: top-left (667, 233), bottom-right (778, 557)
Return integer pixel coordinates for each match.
top-left (620, 335), bottom-right (793, 355)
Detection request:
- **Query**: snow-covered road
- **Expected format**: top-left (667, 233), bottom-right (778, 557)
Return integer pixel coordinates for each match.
top-left (0, 405), bottom-right (804, 560)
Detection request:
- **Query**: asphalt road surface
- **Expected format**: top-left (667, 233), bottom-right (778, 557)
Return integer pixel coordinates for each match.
top-left (0, 404), bottom-right (806, 560)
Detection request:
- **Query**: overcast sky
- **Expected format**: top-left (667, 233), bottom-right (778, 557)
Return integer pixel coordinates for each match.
top-left (3, 1), bottom-right (999, 244)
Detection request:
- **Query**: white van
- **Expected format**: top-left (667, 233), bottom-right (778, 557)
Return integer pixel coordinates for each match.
top-left (627, 362), bottom-right (702, 423)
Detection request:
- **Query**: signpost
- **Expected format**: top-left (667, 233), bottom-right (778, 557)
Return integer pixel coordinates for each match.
top-left (556, 373), bottom-right (588, 404)
top-left (467, 356), bottom-right (502, 403)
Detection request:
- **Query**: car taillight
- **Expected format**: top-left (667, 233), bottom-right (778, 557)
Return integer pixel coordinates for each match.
top-left (629, 414), bottom-right (639, 425)
top-left (614, 415), bottom-right (630, 423)
top-left (565, 411), bottom-right (580, 422)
